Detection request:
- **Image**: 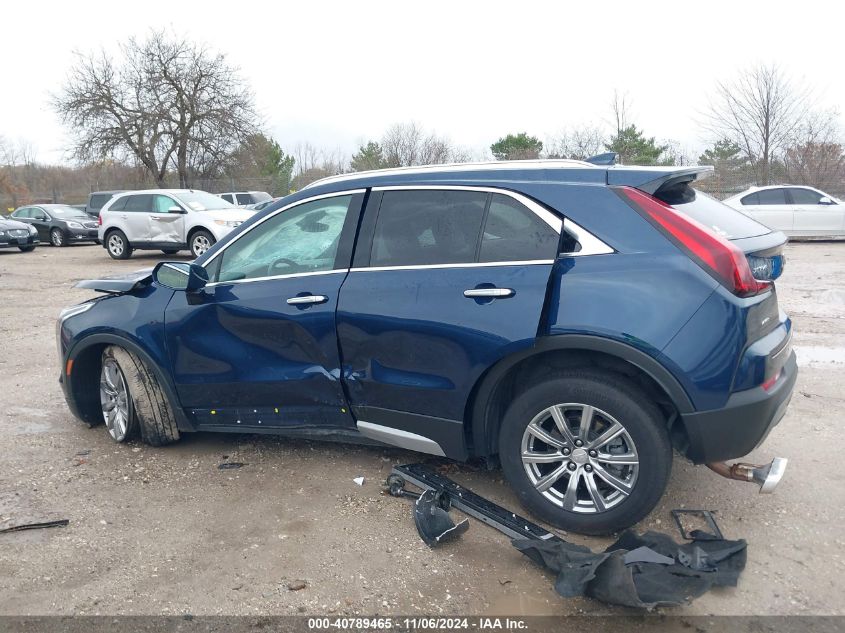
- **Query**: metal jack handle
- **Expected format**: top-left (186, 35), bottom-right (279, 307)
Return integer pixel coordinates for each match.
top-left (706, 457), bottom-right (788, 493)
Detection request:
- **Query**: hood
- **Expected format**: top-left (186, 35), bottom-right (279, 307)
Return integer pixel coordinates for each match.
top-left (75, 268), bottom-right (153, 294)
top-left (199, 209), bottom-right (256, 222)
top-left (0, 217), bottom-right (30, 230)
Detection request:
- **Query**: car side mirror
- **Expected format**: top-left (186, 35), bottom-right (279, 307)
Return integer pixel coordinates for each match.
top-left (168, 206), bottom-right (188, 214)
top-left (819, 196), bottom-right (834, 205)
top-left (153, 262), bottom-right (208, 292)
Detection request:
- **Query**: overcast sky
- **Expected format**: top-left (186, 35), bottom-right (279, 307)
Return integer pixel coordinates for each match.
top-left (3, 0), bottom-right (842, 164)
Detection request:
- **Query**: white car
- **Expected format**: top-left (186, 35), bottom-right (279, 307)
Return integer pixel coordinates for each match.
top-left (99, 189), bottom-right (254, 259)
top-left (723, 185), bottom-right (845, 238)
top-left (218, 191), bottom-right (272, 207)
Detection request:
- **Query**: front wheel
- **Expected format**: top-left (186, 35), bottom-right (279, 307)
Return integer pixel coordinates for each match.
top-left (498, 370), bottom-right (672, 535)
top-left (190, 230), bottom-right (215, 258)
top-left (100, 346), bottom-right (180, 446)
top-left (50, 228), bottom-right (66, 247)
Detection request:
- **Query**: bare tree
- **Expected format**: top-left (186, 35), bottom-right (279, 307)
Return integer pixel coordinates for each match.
top-left (53, 31), bottom-right (260, 187)
top-left (381, 122), bottom-right (452, 167)
top-left (703, 64), bottom-right (811, 185)
top-left (609, 90), bottom-right (632, 138)
top-left (783, 109), bottom-right (845, 191)
top-left (547, 125), bottom-right (605, 159)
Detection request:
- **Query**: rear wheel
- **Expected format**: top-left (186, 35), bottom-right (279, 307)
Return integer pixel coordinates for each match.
top-left (106, 230), bottom-right (132, 260)
top-left (190, 230), bottom-right (215, 258)
top-left (100, 346), bottom-right (180, 446)
top-left (498, 370), bottom-right (671, 535)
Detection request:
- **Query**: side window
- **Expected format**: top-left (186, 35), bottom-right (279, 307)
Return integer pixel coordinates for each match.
top-left (154, 195), bottom-right (178, 213)
top-left (32, 208), bottom-right (48, 220)
top-left (108, 196), bottom-right (128, 212)
top-left (123, 195), bottom-right (153, 212)
top-left (370, 190), bottom-right (487, 267)
top-left (12, 208), bottom-right (29, 218)
top-left (788, 188), bottom-right (823, 205)
top-left (755, 189), bottom-right (787, 205)
top-left (236, 193), bottom-right (254, 205)
top-left (221, 194), bottom-right (233, 203)
top-left (740, 193), bottom-right (759, 206)
top-left (479, 194), bottom-right (559, 262)
top-left (215, 195), bottom-right (354, 283)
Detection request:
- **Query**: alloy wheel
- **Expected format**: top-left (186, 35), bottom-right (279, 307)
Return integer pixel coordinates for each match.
top-left (100, 358), bottom-right (131, 441)
top-left (192, 234), bottom-right (211, 256)
top-left (520, 403), bottom-right (639, 514)
top-left (108, 234), bottom-right (124, 257)
top-left (51, 230), bottom-right (64, 246)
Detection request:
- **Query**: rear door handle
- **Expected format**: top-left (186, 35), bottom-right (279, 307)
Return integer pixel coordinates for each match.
top-left (463, 288), bottom-right (515, 298)
top-left (151, 215), bottom-right (162, 220)
top-left (286, 295), bottom-right (328, 305)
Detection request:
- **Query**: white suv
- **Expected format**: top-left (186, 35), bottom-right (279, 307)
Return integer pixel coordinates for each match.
top-left (99, 189), bottom-right (254, 259)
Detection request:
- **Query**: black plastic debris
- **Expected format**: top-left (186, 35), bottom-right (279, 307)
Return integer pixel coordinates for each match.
top-left (0, 518), bottom-right (69, 534)
top-left (413, 489), bottom-right (469, 547)
top-left (513, 529), bottom-right (747, 609)
top-left (218, 462), bottom-right (246, 470)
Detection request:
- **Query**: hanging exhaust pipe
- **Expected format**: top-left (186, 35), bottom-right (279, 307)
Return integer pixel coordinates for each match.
top-left (706, 457), bottom-right (787, 493)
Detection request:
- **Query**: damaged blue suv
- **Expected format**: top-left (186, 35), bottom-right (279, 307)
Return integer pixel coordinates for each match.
top-left (57, 160), bottom-right (796, 534)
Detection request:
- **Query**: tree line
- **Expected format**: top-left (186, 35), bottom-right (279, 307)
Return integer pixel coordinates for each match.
top-left (2, 32), bottom-right (844, 209)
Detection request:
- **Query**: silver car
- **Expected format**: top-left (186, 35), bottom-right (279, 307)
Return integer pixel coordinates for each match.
top-left (723, 185), bottom-right (845, 238)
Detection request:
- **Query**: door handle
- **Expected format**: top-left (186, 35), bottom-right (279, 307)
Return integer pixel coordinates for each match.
top-left (151, 215), bottom-right (162, 220)
top-left (286, 295), bottom-right (328, 305)
top-left (463, 288), bottom-right (515, 298)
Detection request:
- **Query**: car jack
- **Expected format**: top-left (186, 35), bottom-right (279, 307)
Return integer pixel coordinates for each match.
top-left (706, 457), bottom-right (787, 493)
top-left (388, 463), bottom-right (563, 544)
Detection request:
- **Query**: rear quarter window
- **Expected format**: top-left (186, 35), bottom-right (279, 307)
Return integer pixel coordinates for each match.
top-left (656, 185), bottom-right (771, 239)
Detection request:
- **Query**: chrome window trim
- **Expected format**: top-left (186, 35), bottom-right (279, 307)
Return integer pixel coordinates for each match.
top-left (372, 184), bottom-right (562, 232)
top-left (205, 268), bottom-right (348, 289)
top-left (562, 219), bottom-right (614, 256)
top-left (350, 260), bottom-right (554, 273)
top-left (200, 189), bottom-right (366, 284)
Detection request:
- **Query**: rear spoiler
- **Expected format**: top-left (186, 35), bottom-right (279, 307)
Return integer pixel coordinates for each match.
top-left (606, 165), bottom-right (714, 195)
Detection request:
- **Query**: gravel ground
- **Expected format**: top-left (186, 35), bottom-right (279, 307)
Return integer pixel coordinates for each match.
top-left (0, 242), bottom-right (843, 616)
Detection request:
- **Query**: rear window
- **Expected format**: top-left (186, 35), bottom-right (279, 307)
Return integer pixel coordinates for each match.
top-left (656, 185), bottom-right (770, 239)
top-left (88, 194), bottom-right (112, 210)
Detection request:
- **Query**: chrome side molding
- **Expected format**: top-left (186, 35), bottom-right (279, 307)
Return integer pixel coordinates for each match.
top-left (357, 421), bottom-right (446, 457)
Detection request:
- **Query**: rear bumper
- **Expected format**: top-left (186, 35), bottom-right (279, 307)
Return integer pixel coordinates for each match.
top-left (680, 351), bottom-right (797, 464)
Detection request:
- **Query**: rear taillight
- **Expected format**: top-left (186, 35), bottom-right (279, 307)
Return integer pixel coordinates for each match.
top-left (97, 214), bottom-right (102, 226)
top-left (617, 186), bottom-right (772, 297)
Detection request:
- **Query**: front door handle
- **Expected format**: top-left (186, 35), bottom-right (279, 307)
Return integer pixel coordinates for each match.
top-left (286, 294), bottom-right (328, 305)
top-left (150, 215), bottom-right (162, 220)
top-left (463, 288), bottom-right (515, 298)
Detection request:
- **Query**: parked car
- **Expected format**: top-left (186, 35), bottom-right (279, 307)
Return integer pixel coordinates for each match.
top-left (58, 161), bottom-right (796, 534)
top-left (247, 197), bottom-right (281, 211)
top-left (723, 185), bottom-right (845, 238)
top-left (84, 190), bottom-right (126, 220)
top-left (98, 189), bottom-right (254, 259)
top-left (10, 204), bottom-right (99, 246)
top-left (219, 191), bottom-right (272, 207)
top-left (0, 216), bottom-right (39, 251)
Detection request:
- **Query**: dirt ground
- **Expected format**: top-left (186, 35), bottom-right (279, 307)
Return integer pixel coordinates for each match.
top-left (0, 241), bottom-right (843, 617)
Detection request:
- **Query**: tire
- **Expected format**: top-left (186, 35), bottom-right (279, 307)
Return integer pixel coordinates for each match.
top-left (99, 347), bottom-right (138, 442)
top-left (190, 230), bottom-right (215, 258)
top-left (498, 369), bottom-right (672, 535)
top-left (50, 228), bottom-right (66, 247)
top-left (18, 245), bottom-right (36, 252)
top-left (161, 249), bottom-right (180, 255)
top-left (102, 346), bottom-right (180, 447)
top-left (106, 230), bottom-right (133, 260)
